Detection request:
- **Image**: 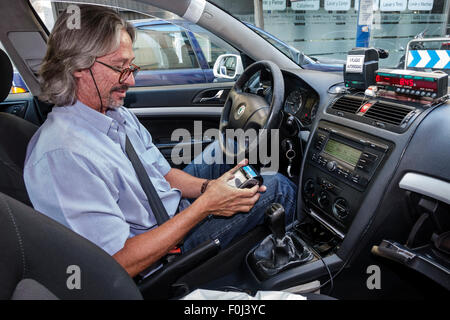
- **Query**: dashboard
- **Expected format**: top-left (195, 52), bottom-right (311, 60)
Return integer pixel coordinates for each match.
top-left (241, 66), bottom-right (450, 296)
top-left (283, 88), bottom-right (318, 127)
top-left (244, 69), bottom-right (320, 128)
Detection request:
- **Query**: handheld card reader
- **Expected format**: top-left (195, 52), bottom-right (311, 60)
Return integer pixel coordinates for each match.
top-left (227, 165), bottom-right (263, 189)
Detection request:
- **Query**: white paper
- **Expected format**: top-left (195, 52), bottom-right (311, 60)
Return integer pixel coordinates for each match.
top-left (355, 0), bottom-right (379, 10)
top-left (358, 0), bottom-right (374, 25)
top-left (346, 55), bottom-right (365, 73)
top-left (182, 289), bottom-right (306, 300)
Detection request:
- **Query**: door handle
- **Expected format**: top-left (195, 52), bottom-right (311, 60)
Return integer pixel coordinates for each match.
top-left (199, 90), bottom-right (224, 103)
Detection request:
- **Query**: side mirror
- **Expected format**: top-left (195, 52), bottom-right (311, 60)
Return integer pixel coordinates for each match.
top-left (213, 54), bottom-right (244, 80)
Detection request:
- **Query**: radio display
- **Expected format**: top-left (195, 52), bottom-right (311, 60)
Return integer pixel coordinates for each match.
top-left (324, 139), bottom-right (362, 167)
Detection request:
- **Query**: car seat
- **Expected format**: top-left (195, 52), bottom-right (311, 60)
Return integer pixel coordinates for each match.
top-left (0, 49), bottom-right (38, 206)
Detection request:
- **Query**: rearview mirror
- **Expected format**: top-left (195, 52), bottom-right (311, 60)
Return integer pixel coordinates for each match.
top-left (213, 54), bottom-right (244, 80)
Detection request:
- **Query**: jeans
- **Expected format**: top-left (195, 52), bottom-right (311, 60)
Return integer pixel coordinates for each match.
top-left (181, 142), bottom-right (298, 252)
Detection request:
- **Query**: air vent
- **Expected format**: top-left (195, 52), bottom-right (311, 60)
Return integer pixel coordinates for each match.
top-left (363, 101), bottom-right (414, 126)
top-left (331, 96), bottom-right (363, 114)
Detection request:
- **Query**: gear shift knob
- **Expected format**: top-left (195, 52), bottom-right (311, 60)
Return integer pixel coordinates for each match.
top-left (265, 203), bottom-right (286, 240)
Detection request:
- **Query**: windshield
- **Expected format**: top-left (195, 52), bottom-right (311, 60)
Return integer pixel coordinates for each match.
top-left (210, 0), bottom-right (450, 69)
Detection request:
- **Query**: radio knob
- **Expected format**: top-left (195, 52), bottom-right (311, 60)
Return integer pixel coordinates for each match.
top-left (303, 179), bottom-right (315, 198)
top-left (326, 161), bottom-right (337, 172)
top-left (317, 191), bottom-right (330, 209)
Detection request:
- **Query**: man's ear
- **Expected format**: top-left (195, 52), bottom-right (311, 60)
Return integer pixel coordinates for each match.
top-left (73, 69), bottom-right (87, 79)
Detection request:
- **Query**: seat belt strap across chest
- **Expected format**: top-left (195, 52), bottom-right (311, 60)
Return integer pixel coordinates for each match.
top-left (124, 135), bottom-right (170, 226)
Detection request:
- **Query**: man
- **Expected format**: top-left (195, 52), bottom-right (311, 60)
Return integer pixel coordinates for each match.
top-left (24, 5), bottom-right (297, 277)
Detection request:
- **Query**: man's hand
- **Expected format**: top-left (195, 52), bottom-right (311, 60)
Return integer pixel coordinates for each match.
top-left (201, 159), bottom-right (266, 217)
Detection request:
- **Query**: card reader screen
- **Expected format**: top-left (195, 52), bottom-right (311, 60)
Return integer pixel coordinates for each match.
top-left (324, 139), bottom-right (362, 167)
top-left (242, 165), bottom-right (257, 178)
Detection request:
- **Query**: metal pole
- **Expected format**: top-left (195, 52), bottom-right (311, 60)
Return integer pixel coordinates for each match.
top-left (254, 0), bottom-right (264, 29)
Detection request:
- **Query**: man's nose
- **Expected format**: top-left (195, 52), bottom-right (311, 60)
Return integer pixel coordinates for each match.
top-left (123, 72), bottom-right (136, 87)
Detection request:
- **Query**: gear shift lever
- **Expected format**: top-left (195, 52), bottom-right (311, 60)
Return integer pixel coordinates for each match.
top-left (265, 203), bottom-right (286, 240)
top-left (248, 203), bottom-right (313, 280)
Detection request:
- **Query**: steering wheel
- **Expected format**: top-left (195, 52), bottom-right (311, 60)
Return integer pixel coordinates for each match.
top-left (219, 60), bottom-right (285, 161)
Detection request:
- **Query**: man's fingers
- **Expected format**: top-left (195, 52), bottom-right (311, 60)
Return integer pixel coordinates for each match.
top-left (242, 184), bottom-right (259, 196)
top-left (222, 159), bottom-right (248, 180)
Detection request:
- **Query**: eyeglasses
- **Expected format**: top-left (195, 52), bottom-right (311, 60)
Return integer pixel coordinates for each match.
top-left (95, 60), bottom-right (140, 84)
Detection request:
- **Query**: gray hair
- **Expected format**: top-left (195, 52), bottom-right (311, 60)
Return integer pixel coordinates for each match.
top-left (39, 5), bottom-right (135, 106)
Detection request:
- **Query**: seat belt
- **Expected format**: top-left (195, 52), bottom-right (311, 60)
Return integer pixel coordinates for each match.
top-left (124, 135), bottom-right (170, 226)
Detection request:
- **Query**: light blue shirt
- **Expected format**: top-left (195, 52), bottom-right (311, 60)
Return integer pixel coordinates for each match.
top-left (24, 101), bottom-right (187, 255)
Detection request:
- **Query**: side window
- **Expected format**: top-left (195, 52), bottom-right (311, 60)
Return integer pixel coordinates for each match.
top-left (0, 42), bottom-right (28, 94)
top-left (188, 25), bottom-right (240, 69)
top-left (134, 24), bottom-right (199, 71)
top-left (30, 0), bottom-right (241, 86)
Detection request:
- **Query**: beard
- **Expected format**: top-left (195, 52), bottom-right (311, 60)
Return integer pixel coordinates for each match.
top-left (107, 84), bottom-right (129, 109)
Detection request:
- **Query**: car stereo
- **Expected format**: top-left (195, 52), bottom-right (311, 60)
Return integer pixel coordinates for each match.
top-left (309, 125), bottom-right (388, 190)
top-left (302, 121), bottom-right (391, 235)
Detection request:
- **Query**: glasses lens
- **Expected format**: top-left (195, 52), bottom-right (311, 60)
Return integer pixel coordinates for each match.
top-left (119, 69), bottom-right (131, 84)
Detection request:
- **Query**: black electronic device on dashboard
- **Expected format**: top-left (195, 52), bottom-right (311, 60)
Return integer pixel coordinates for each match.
top-left (344, 47), bottom-right (379, 90)
top-left (375, 68), bottom-right (448, 99)
top-left (302, 121), bottom-right (391, 235)
top-left (227, 165), bottom-right (263, 189)
top-left (310, 125), bottom-right (388, 190)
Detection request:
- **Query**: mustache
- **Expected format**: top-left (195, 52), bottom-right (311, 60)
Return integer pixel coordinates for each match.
top-left (110, 85), bottom-right (129, 93)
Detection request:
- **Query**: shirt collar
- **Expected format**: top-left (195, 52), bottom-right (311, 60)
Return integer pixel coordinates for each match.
top-left (67, 101), bottom-right (126, 135)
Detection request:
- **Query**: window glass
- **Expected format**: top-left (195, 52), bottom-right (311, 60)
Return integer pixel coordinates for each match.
top-left (0, 42), bottom-right (29, 94)
top-left (30, 0), bottom-right (241, 86)
top-left (188, 24), bottom-right (240, 68)
top-left (134, 23), bottom-right (199, 70)
top-left (210, 0), bottom-right (450, 70)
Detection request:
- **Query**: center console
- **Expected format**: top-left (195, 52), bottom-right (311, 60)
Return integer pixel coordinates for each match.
top-left (302, 121), bottom-right (393, 237)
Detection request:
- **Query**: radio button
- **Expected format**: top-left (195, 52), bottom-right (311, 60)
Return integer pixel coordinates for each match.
top-left (351, 175), bottom-right (360, 184)
top-left (326, 161), bottom-right (337, 172)
top-left (362, 152), bottom-right (377, 161)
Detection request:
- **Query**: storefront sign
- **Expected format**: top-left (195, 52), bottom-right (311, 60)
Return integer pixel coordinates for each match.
top-left (291, 0), bottom-right (320, 11)
top-left (263, 0), bottom-right (286, 11)
top-left (324, 0), bottom-right (351, 11)
top-left (408, 0), bottom-right (434, 11)
top-left (380, 0), bottom-right (407, 11)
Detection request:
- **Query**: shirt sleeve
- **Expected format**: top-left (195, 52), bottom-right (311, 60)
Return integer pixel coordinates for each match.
top-left (24, 149), bottom-right (130, 256)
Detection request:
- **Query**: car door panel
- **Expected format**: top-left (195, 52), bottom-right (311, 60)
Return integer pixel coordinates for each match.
top-left (124, 82), bottom-right (233, 168)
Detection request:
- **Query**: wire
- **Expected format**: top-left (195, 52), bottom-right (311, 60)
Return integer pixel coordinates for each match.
top-left (317, 255), bottom-right (334, 295)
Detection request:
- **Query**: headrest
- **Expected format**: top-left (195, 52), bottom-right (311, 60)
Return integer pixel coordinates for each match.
top-left (0, 49), bottom-right (13, 103)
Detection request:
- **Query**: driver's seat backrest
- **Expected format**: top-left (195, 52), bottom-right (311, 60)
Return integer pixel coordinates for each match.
top-left (0, 49), bottom-right (38, 206)
top-left (0, 191), bottom-right (143, 299)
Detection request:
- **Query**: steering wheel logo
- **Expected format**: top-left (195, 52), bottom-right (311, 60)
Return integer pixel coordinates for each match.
top-left (235, 104), bottom-right (246, 120)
